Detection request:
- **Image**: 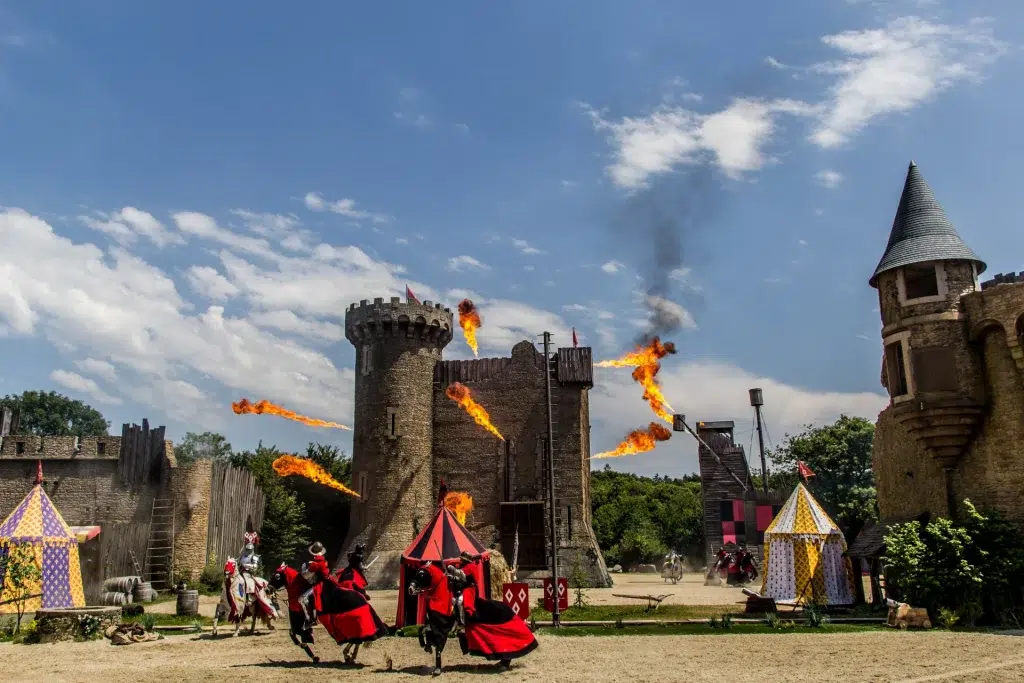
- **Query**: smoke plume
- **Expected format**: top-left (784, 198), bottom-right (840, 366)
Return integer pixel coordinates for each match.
top-left (610, 169), bottom-right (715, 341)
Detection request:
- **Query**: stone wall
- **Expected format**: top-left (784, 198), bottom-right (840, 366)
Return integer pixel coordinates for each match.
top-left (0, 435), bottom-right (122, 459)
top-left (432, 340), bottom-right (610, 586)
top-left (872, 407), bottom-right (949, 520)
top-left (168, 459), bottom-right (213, 582)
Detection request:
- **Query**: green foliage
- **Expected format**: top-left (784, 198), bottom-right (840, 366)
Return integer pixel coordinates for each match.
top-left (0, 390), bottom-right (109, 437)
top-left (590, 467), bottom-right (703, 567)
top-left (230, 442), bottom-right (310, 568)
top-left (78, 614), bottom-right (103, 640)
top-left (769, 415), bottom-right (878, 536)
top-left (803, 603), bottom-right (829, 628)
top-left (568, 553), bottom-right (590, 608)
top-left (883, 517), bottom-right (981, 615)
top-left (719, 613), bottom-right (733, 629)
top-left (763, 612), bottom-right (782, 628)
top-left (175, 432), bottom-right (233, 467)
top-left (0, 544), bottom-right (42, 633)
top-left (936, 607), bottom-right (959, 629)
top-left (141, 614), bottom-right (157, 632)
top-left (707, 616), bottom-right (720, 629)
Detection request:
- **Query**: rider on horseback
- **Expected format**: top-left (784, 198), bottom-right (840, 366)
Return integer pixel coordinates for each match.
top-left (299, 541), bottom-right (331, 629)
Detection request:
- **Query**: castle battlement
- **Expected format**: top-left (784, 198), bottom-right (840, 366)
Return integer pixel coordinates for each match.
top-left (345, 296), bottom-right (454, 346)
top-left (0, 435), bottom-right (123, 459)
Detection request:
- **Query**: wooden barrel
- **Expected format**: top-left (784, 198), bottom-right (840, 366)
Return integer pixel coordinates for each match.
top-left (133, 582), bottom-right (154, 603)
top-left (103, 576), bottom-right (140, 594)
top-left (176, 589), bottom-right (199, 616)
top-left (100, 591), bottom-right (127, 606)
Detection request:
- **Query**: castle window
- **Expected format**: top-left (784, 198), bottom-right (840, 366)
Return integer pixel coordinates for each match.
top-left (360, 345), bottom-right (373, 376)
top-left (898, 262), bottom-right (947, 305)
top-left (15, 441), bottom-right (25, 455)
top-left (386, 407), bottom-right (399, 439)
top-left (357, 471), bottom-right (368, 499)
top-left (911, 347), bottom-right (958, 393)
top-left (884, 341), bottom-right (909, 398)
top-left (97, 441), bottom-right (106, 455)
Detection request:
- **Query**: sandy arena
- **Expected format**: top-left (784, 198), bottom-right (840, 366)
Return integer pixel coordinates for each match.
top-left (4, 574), bottom-right (1024, 682)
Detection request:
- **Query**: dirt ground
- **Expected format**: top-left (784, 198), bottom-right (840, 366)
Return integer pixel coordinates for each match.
top-left (7, 573), bottom-right (1024, 682)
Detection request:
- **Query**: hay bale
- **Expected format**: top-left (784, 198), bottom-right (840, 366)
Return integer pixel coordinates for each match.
top-left (488, 549), bottom-right (510, 596)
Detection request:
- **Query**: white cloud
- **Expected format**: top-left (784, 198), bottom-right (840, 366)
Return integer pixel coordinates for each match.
top-left (809, 17), bottom-right (1007, 148)
top-left (49, 369), bottom-right (122, 406)
top-left (186, 265), bottom-right (240, 301)
top-left (454, 123), bottom-right (470, 134)
top-left (668, 267), bottom-right (691, 281)
top-left (765, 56), bottom-right (788, 69)
top-left (303, 192), bottom-right (390, 224)
top-left (590, 361), bottom-right (888, 474)
top-left (512, 239), bottom-right (545, 255)
top-left (601, 260), bottom-right (625, 274)
top-left (80, 207), bottom-right (183, 248)
top-left (446, 255), bottom-right (490, 272)
top-left (229, 209), bottom-right (311, 252)
top-left (585, 97), bottom-right (815, 187)
top-left (395, 237), bottom-right (409, 245)
top-left (73, 358), bottom-right (118, 383)
top-left (798, 239), bottom-right (809, 246)
top-left (0, 208), bottom-right (357, 428)
top-left (815, 169), bottom-right (844, 188)
top-left (173, 211), bottom-right (274, 259)
top-left (248, 310), bottom-right (346, 343)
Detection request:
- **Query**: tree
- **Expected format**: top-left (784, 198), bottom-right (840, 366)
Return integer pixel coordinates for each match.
top-left (0, 390), bottom-right (109, 437)
top-left (0, 544), bottom-right (42, 633)
top-left (769, 415), bottom-right (878, 537)
top-left (174, 432), bottom-right (233, 467)
top-left (230, 443), bottom-right (310, 569)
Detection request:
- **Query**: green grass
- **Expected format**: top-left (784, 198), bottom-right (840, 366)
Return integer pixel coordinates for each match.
top-left (542, 623), bottom-right (886, 637)
top-left (530, 604), bottom-right (748, 621)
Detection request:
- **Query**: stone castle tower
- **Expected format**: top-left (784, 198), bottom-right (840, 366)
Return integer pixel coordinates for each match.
top-left (341, 295), bottom-right (610, 589)
top-left (342, 296), bottom-right (454, 587)
top-left (870, 161), bottom-right (1024, 525)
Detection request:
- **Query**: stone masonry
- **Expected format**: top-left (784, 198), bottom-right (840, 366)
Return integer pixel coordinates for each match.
top-left (869, 162), bottom-right (1024, 526)
top-left (342, 295), bottom-right (611, 589)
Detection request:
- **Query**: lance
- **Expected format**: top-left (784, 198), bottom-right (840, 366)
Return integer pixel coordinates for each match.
top-left (364, 554), bottom-right (380, 570)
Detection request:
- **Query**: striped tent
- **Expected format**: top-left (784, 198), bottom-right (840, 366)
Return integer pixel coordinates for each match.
top-left (395, 483), bottom-right (491, 628)
top-left (0, 464), bottom-right (86, 613)
top-left (759, 483), bottom-right (854, 605)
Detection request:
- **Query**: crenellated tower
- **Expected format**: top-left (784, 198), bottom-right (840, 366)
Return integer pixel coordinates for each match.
top-left (870, 161), bottom-right (988, 516)
top-left (342, 295), bottom-right (453, 588)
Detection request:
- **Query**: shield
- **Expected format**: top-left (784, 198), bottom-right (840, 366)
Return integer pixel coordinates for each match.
top-left (542, 577), bottom-right (567, 612)
top-left (502, 582), bottom-right (530, 619)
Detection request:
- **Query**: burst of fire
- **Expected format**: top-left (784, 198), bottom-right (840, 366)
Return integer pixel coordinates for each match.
top-left (444, 491), bottom-right (473, 525)
top-left (596, 337), bottom-right (677, 423)
top-left (445, 382), bottom-right (505, 441)
top-left (457, 299), bottom-right (482, 357)
top-left (232, 398), bottom-right (351, 430)
top-left (592, 422), bottom-right (672, 459)
top-left (272, 455), bottom-right (360, 497)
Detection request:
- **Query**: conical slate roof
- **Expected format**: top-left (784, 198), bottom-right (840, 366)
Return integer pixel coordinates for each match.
top-left (869, 162), bottom-right (986, 287)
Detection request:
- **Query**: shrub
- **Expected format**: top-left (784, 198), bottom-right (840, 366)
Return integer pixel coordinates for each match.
top-left (569, 553), bottom-right (590, 608)
top-left (719, 613), bottom-right (733, 630)
top-left (936, 607), bottom-right (959, 629)
top-left (199, 561), bottom-right (224, 594)
top-left (141, 614), bottom-right (157, 632)
top-left (763, 612), bottom-right (781, 629)
top-left (803, 602), bottom-right (829, 628)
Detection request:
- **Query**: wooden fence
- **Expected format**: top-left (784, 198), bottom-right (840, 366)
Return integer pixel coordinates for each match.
top-left (118, 419), bottom-right (168, 490)
top-left (205, 462), bottom-right (266, 567)
top-left (100, 521), bottom-right (151, 581)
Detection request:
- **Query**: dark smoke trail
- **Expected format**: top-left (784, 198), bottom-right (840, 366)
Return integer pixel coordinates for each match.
top-left (611, 169), bottom-right (716, 342)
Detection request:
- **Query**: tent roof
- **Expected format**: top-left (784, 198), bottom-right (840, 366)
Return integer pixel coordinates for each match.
top-left (0, 484), bottom-right (77, 542)
top-left (764, 483), bottom-right (842, 537)
top-left (402, 505), bottom-right (487, 563)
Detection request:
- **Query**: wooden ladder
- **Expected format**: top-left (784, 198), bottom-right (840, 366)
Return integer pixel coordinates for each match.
top-left (145, 497), bottom-right (175, 590)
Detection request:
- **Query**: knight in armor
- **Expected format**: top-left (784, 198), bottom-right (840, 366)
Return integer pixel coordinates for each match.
top-left (239, 530), bottom-right (261, 576)
top-left (336, 543), bottom-right (369, 597)
top-left (299, 541), bottom-right (331, 629)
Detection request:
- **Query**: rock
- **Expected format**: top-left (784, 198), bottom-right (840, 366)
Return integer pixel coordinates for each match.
top-left (610, 564), bottom-right (622, 573)
top-left (35, 607), bottom-right (121, 643)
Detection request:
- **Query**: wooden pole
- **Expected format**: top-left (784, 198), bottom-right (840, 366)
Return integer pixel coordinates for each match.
top-left (749, 389), bottom-right (769, 494)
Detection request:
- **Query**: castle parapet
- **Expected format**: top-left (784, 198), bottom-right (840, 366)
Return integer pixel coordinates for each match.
top-left (345, 296), bottom-right (454, 346)
top-left (0, 435), bottom-right (123, 459)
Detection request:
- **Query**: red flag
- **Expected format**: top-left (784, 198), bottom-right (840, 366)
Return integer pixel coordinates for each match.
top-left (406, 285), bottom-right (420, 304)
top-left (797, 461), bottom-right (816, 481)
top-left (572, 328), bottom-right (578, 348)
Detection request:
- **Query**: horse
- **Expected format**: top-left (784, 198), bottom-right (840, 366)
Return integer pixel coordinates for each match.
top-left (661, 552), bottom-right (683, 584)
top-left (735, 549), bottom-right (759, 584)
top-left (408, 558), bottom-right (537, 676)
top-left (213, 557), bottom-right (278, 637)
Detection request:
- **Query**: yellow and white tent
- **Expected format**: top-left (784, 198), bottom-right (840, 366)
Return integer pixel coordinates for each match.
top-left (759, 483), bottom-right (854, 605)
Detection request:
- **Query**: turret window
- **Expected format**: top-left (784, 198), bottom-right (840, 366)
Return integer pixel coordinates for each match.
top-left (898, 262), bottom-right (947, 305)
top-left (386, 407), bottom-right (399, 439)
top-left (884, 340), bottom-right (909, 398)
top-left (360, 345), bottom-right (373, 376)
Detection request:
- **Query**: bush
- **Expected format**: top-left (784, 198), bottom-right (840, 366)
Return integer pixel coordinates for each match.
top-left (141, 614), bottom-right (157, 632)
top-left (763, 612), bottom-right (782, 629)
top-left (882, 499), bottom-right (1022, 623)
top-left (803, 602), bottom-right (829, 628)
top-left (121, 604), bottom-right (144, 618)
top-left (199, 554), bottom-right (224, 594)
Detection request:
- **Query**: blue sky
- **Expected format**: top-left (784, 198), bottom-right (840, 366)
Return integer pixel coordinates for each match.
top-left (1, 0), bottom-right (1021, 476)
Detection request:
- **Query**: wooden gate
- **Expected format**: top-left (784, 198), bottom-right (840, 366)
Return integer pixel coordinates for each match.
top-left (205, 462), bottom-right (266, 566)
top-left (500, 502), bottom-right (546, 569)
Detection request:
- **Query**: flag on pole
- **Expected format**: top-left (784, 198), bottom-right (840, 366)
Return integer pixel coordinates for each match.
top-left (572, 328), bottom-right (578, 348)
top-left (797, 461), bottom-right (816, 481)
top-left (406, 285), bottom-right (420, 304)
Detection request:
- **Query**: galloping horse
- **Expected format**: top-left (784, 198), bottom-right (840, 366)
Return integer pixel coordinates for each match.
top-left (661, 552), bottom-right (683, 584)
top-left (213, 557), bottom-right (278, 637)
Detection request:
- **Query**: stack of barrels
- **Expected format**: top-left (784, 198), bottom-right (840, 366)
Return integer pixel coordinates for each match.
top-left (100, 576), bottom-right (155, 605)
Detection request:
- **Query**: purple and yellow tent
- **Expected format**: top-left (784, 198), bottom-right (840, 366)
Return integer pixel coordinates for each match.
top-left (0, 463), bottom-right (85, 613)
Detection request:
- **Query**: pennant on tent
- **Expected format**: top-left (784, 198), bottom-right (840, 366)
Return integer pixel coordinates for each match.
top-left (797, 461), bottom-right (816, 481)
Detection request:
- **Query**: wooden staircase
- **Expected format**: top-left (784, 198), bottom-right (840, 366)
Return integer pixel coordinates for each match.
top-left (145, 497), bottom-right (175, 590)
